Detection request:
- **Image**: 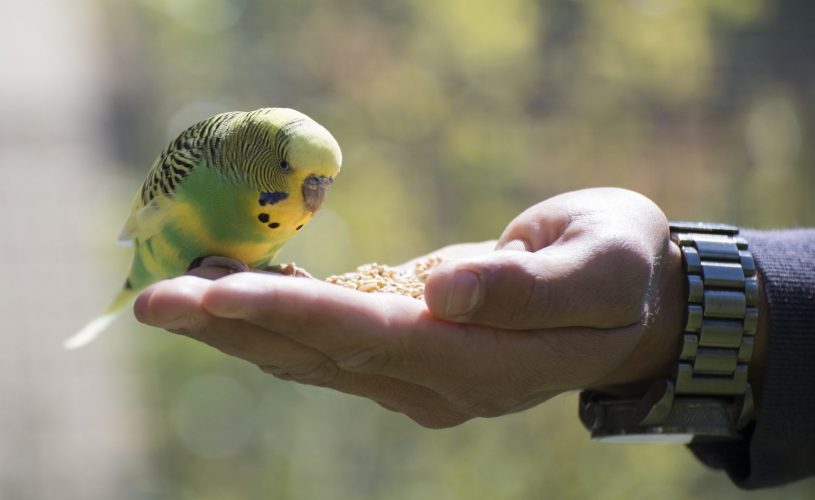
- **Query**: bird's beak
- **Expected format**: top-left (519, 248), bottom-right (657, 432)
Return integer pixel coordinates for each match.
top-left (302, 175), bottom-right (333, 213)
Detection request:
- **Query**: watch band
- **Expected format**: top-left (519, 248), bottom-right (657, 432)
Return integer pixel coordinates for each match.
top-left (579, 221), bottom-right (757, 442)
top-left (670, 221), bottom-right (757, 428)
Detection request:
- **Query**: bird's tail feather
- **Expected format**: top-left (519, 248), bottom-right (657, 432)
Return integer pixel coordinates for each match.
top-left (63, 287), bottom-right (138, 350)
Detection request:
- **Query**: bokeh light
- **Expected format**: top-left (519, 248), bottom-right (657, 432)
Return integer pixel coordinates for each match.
top-left (171, 373), bottom-right (258, 459)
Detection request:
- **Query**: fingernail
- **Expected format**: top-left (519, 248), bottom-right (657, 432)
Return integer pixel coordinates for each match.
top-left (445, 270), bottom-right (481, 318)
top-left (499, 239), bottom-right (531, 251)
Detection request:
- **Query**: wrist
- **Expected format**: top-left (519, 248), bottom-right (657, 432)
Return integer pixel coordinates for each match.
top-left (598, 242), bottom-right (768, 407)
top-left (581, 221), bottom-right (761, 442)
top-left (581, 222), bottom-right (763, 442)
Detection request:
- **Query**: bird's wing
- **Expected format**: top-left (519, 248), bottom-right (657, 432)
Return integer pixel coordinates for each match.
top-left (117, 195), bottom-right (167, 245)
top-left (117, 148), bottom-right (202, 244)
top-left (116, 191), bottom-right (145, 246)
top-left (116, 111), bottom-right (241, 245)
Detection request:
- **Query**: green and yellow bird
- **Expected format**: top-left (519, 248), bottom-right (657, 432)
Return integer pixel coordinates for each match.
top-left (66, 107), bottom-right (342, 349)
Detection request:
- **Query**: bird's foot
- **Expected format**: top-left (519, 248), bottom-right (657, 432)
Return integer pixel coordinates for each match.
top-left (188, 256), bottom-right (250, 274)
top-left (263, 262), bottom-right (313, 278)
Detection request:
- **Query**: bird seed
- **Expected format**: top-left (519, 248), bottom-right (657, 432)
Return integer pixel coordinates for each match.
top-left (325, 256), bottom-right (443, 299)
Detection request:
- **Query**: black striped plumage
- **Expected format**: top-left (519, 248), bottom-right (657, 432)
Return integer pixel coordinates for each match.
top-left (140, 111), bottom-right (240, 205)
top-left (137, 109), bottom-right (321, 208)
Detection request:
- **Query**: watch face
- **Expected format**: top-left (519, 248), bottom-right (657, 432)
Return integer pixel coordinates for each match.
top-left (596, 433), bottom-right (695, 445)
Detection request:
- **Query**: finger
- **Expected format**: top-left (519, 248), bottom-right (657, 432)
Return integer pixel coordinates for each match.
top-left (201, 272), bottom-right (439, 370)
top-left (137, 277), bottom-right (470, 427)
top-left (135, 276), bottom-right (215, 330)
top-left (494, 200), bottom-right (573, 252)
top-left (423, 192), bottom-right (662, 329)
top-left (183, 316), bottom-right (469, 428)
top-left (196, 272), bottom-right (446, 380)
top-left (423, 237), bottom-right (653, 330)
top-left (136, 277), bottom-right (635, 422)
top-left (139, 274), bottom-right (433, 386)
top-left (200, 273), bottom-right (494, 389)
top-left (198, 273), bottom-right (642, 405)
top-left (136, 276), bottom-right (331, 367)
top-left (492, 188), bottom-right (666, 252)
top-left (195, 317), bottom-right (469, 428)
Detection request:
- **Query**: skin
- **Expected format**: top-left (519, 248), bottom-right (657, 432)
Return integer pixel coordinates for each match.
top-left (135, 188), bottom-right (767, 428)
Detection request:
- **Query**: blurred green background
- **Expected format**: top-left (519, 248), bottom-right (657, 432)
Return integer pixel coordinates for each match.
top-left (1, 0), bottom-right (814, 498)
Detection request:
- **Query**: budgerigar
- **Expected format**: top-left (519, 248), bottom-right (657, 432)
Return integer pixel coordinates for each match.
top-left (66, 108), bottom-right (342, 349)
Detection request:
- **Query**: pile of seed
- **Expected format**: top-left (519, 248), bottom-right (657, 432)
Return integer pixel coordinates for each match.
top-left (325, 256), bottom-right (443, 299)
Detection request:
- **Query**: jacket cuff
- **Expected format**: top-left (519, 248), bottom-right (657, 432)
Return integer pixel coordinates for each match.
top-left (689, 229), bottom-right (815, 488)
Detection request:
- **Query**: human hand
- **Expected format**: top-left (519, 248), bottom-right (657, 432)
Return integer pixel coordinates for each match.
top-left (135, 188), bottom-right (685, 427)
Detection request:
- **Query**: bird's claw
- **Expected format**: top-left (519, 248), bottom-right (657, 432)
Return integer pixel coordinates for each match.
top-left (187, 256), bottom-right (311, 279)
top-left (188, 256), bottom-right (250, 274)
top-left (264, 262), bottom-right (313, 278)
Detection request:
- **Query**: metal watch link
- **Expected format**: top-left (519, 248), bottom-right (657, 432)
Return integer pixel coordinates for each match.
top-left (579, 221), bottom-right (757, 443)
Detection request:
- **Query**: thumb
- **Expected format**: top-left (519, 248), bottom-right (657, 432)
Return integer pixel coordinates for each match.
top-left (423, 246), bottom-right (556, 329)
top-left (424, 240), bottom-right (648, 330)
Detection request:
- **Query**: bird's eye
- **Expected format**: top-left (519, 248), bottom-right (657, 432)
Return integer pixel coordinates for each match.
top-left (279, 160), bottom-right (291, 171)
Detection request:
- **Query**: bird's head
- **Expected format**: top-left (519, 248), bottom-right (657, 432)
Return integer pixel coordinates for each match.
top-left (225, 108), bottom-right (342, 213)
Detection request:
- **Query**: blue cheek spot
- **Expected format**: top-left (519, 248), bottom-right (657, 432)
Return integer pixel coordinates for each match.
top-left (259, 191), bottom-right (288, 206)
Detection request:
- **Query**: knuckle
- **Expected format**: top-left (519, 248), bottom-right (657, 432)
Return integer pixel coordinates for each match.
top-left (595, 236), bottom-right (654, 323)
top-left (271, 358), bottom-right (340, 387)
top-left (334, 341), bottom-right (397, 374)
top-left (516, 269), bottom-right (552, 325)
top-left (604, 235), bottom-right (653, 274)
top-left (485, 258), bottom-right (548, 327)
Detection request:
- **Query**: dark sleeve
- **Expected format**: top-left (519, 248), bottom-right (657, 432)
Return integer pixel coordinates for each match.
top-left (689, 229), bottom-right (815, 489)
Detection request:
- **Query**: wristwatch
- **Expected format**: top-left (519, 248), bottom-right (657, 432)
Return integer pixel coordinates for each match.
top-left (579, 221), bottom-right (758, 443)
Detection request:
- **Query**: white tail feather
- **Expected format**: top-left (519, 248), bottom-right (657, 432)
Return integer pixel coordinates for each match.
top-left (63, 313), bottom-right (119, 350)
